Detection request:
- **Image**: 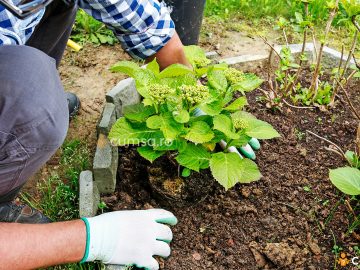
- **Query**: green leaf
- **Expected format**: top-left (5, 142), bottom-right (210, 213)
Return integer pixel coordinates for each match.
top-left (232, 74), bottom-right (263, 93)
top-left (146, 58), bottom-right (160, 75)
top-left (110, 61), bottom-right (140, 77)
top-left (143, 98), bottom-right (154, 107)
top-left (173, 110), bottom-right (190, 123)
top-left (134, 69), bottom-right (158, 98)
top-left (137, 145), bottom-right (165, 163)
top-left (199, 99), bottom-right (224, 116)
top-left (153, 138), bottom-right (186, 151)
top-left (146, 113), bottom-right (183, 140)
top-left (345, 150), bottom-right (359, 168)
top-left (146, 115), bottom-right (162, 129)
top-left (224, 96), bottom-right (248, 111)
top-left (227, 133), bottom-right (252, 148)
top-left (208, 69), bottom-right (228, 92)
top-left (329, 167), bottom-right (360, 195)
top-left (184, 45), bottom-right (211, 68)
top-left (175, 144), bottom-right (211, 172)
top-left (230, 111), bottom-right (280, 139)
top-left (245, 119), bottom-right (281, 139)
top-left (158, 64), bottom-right (192, 79)
top-left (182, 168), bottom-right (191, 177)
top-left (231, 111), bottom-right (257, 127)
top-left (109, 118), bottom-right (159, 146)
top-left (185, 121), bottom-right (215, 143)
top-left (123, 104), bottom-right (155, 122)
top-left (213, 114), bottom-right (240, 139)
top-left (210, 153), bottom-right (261, 190)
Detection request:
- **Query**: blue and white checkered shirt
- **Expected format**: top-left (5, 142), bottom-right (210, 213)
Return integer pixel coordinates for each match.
top-left (0, 0), bottom-right (175, 59)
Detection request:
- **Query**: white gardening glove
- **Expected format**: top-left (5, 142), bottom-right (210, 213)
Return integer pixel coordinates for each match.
top-left (81, 209), bottom-right (177, 270)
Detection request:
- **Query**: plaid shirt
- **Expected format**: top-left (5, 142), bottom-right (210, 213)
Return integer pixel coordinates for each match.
top-left (0, 0), bottom-right (175, 59)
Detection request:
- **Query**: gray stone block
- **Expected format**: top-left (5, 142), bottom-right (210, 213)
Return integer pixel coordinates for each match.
top-left (106, 78), bottom-right (140, 118)
top-left (79, 171), bottom-right (100, 217)
top-left (97, 103), bottom-right (116, 136)
top-left (93, 134), bottom-right (118, 194)
top-left (220, 54), bottom-right (269, 71)
top-left (322, 46), bottom-right (356, 71)
top-left (205, 51), bottom-right (219, 60)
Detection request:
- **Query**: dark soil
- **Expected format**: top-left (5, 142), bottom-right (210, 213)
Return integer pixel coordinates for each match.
top-left (102, 81), bottom-right (360, 269)
top-left (148, 157), bottom-right (214, 208)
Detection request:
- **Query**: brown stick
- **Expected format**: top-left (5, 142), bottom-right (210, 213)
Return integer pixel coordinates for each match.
top-left (282, 99), bottom-right (315, 109)
top-left (353, 16), bottom-right (360, 33)
top-left (330, 45), bottom-right (345, 105)
top-left (306, 130), bottom-right (346, 158)
top-left (312, 31), bottom-right (318, 63)
top-left (341, 31), bottom-right (358, 78)
top-left (335, 78), bottom-right (360, 121)
top-left (353, 54), bottom-right (360, 70)
top-left (310, 0), bottom-right (340, 94)
top-left (356, 123), bottom-right (360, 156)
top-left (260, 36), bottom-right (282, 60)
top-left (291, 3), bottom-right (309, 92)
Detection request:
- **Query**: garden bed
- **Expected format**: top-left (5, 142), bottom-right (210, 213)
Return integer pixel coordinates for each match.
top-left (100, 78), bottom-right (359, 269)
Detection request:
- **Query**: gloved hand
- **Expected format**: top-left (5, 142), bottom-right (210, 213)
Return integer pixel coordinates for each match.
top-left (193, 108), bottom-right (261, 160)
top-left (81, 209), bottom-right (177, 270)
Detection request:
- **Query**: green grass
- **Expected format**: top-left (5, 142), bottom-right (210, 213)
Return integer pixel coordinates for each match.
top-left (20, 139), bottom-right (102, 270)
top-left (204, 0), bottom-right (337, 23)
top-left (71, 10), bottom-right (117, 46)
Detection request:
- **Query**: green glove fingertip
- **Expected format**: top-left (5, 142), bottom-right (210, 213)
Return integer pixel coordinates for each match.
top-left (249, 138), bottom-right (261, 151)
top-left (156, 216), bottom-right (178, 226)
top-left (239, 144), bottom-right (256, 160)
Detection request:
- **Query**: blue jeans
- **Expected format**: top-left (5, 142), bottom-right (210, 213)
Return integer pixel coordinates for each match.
top-left (0, 0), bottom-right (78, 201)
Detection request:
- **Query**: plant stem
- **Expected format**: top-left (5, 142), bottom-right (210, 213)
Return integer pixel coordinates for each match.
top-left (310, 0), bottom-right (340, 95)
top-left (353, 16), bottom-right (360, 32)
top-left (329, 44), bottom-right (345, 106)
top-left (353, 54), bottom-right (360, 69)
top-left (335, 79), bottom-right (360, 121)
top-left (289, 2), bottom-right (309, 94)
top-left (282, 99), bottom-right (315, 109)
top-left (356, 123), bottom-right (360, 156)
top-left (312, 30), bottom-right (318, 63)
top-left (341, 31), bottom-right (358, 79)
top-left (306, 129), bottom-right (345, 158)
top-left (260, 36), bottom-right (282, 60)
top-left (282, 28), bottom-right (289, 46)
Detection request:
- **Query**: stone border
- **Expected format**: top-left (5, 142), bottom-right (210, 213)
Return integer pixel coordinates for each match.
top-left (220, 43), bottom-right (355, 71)
top-left (78, 43), bottom-right (355, 269)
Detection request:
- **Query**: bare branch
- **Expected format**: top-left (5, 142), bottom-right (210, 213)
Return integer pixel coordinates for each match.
top-left (282, 99), bottom-right (315, 109)
top-left (335, 78), bottom-right (360, 121)
top-left (306, 130), bottom-right (345, 158)
top-left (260, 36), bottom-right (282, 60)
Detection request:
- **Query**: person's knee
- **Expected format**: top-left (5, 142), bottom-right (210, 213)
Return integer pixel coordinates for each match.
top-left (0, 45), bottom-right (69, 149)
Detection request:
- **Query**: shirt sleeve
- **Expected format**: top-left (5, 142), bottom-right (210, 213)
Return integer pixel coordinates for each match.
top-left (78, 0), bottom-right (175, 60)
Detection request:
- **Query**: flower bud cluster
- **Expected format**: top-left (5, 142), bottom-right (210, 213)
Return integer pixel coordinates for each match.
top-left (233, 118), bottom-right (249, 129)
top-left (224, 68), bottom-right (245, 84)
top-left (194, 57), bottom-right (211, 68)
top-left (180, 85), bottom-right (210, 104)
top-left (149, 84), bottom-right (175, 103)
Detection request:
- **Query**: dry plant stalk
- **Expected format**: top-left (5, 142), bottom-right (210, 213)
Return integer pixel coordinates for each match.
top-left (310, 0), bottom-right (340, 94)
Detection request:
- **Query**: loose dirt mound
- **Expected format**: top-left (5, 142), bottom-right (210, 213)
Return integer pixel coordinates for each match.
top-left (103, 81), bottom-right (359, 269)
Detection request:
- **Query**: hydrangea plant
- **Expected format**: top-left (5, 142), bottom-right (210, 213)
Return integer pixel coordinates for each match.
top-left (108, 46), bottom-right (280, 190)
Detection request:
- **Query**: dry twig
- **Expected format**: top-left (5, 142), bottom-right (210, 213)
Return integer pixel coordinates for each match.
top-left (306, 130), bottom-right (345, 158)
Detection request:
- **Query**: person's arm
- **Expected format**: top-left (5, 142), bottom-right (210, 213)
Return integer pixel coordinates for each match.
top-left (1, 209), bottom-right (177, 270)
top-left (0, 220), bottom-right (85, 270)
top-left (148, 32), bottom-right (190, 70)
